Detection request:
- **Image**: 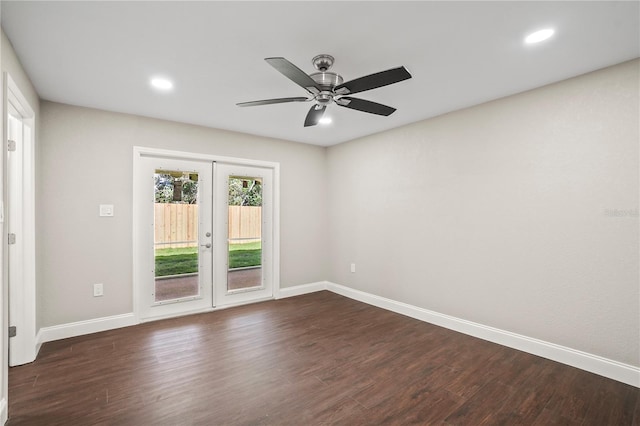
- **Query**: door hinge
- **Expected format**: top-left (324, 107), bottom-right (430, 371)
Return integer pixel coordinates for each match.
top-left (7, 140), bottom-right (16, 152)
top-left (9, 326), bottom-right (16, 338)
top-left (8, 233), bottom-right (16, 245)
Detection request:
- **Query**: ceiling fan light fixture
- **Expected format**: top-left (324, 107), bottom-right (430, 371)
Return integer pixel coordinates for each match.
top-left (525, 28), bottom-right (555, 44)
top-left (150, 77), bottom-right (174, 91)
top-left (319, 117), bottom-right (332, 125)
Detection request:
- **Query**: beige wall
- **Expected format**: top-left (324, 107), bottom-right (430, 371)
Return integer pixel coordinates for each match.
top-left (1, 30), bottom-right (39, 110)
top-left (38, 102), bottom-right (328, 326)
top-left (327, 59), bottom-right (639, 367)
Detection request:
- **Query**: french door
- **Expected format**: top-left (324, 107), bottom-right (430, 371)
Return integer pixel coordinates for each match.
top-left (136, 154), bottom-right (274, 320)
top-left (215, 163), bottom-right (273, 306)
top-left (137, 156), bottom-right (214, 319)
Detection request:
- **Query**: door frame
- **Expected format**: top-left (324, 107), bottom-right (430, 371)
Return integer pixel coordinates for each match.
top-left (3, 73), bottom-right (37, 367)
top-left (132, 146), bottom-right (281, 322)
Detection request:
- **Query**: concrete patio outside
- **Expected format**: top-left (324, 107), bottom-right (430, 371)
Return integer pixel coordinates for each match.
top-left (154, 267), bottom-right (262, 302)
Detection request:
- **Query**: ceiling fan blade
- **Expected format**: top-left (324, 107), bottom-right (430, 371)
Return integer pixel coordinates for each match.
top-left (334, 66), bottom-right (412, 95)
top-left (304, 105), bottom-right (326, 127)
top-left (265, 57), bottom-right (321, 94)
top-left (336, 97), bottom-right (396, 116)
top-left (236, 97), bottom-right (309, 107)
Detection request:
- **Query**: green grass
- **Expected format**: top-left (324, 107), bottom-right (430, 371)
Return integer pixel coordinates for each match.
top-left (155, 246), bottom-right (197, 257)
top-left (229, 241), bottom-right (262, 268)
top-left (155, 252), bottom-right (198, 277)
top-left (155, 242), bottom-right (261, 277)
top-left (229, 241), bottom-right (261, 252)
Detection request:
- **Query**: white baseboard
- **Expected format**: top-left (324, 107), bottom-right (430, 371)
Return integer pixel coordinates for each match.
top-left (37, 313), bottom-right (137, 346)
top-left (35, 339), bottom-right (43, 359)
top-left (32, 282), bottom-right (639, 388)
top-left (35, 281), bottom-right (328, 346)
top-left (276, 281), bottom-right (328, 299)
top-left (326, 282), bottom-right (640, 388)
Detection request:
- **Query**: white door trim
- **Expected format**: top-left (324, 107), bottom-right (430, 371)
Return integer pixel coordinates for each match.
top-left (132, 146), bottom-right (281, 322)
top-left (4, 73), bottom-right (37, 367)
top-left (0, 67), bottom-right (5, 426)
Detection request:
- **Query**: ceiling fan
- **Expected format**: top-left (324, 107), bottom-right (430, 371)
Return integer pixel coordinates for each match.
top-left (237, 54), bottom-right (412, 127)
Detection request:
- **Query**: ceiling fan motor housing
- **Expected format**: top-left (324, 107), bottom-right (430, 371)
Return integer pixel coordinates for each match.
top-left (310, 72), bottom-right (344, 89)
top-left (311, 55), bottom-right (344, 104)
top-left (310, 66), bottom-right (344, 106)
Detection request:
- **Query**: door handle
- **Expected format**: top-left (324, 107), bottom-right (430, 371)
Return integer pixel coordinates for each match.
top-left (200, 243), bottom-right (212, 249)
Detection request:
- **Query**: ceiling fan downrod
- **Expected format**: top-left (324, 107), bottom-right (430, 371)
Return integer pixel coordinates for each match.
top-left (311, 54), bottom-right (335, 72)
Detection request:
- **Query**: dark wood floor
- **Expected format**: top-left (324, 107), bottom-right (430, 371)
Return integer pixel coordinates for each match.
top-left (8, 291), bottom-right (639, 425)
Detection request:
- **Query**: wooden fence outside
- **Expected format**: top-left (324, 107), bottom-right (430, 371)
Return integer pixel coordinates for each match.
top-left (154, 203), bottom-right (261, 248)
top-left (228, 205), bottom-right (262, 243)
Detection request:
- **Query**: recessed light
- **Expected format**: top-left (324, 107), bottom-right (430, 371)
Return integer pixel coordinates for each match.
top-left (525, 28), bottom-right (555, 44)
top-left (319, 117), bottom-right (332, 125)
top-left (150, 77), bottom-right (173, 91)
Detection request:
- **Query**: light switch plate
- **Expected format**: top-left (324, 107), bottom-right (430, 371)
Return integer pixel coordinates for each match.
top-left (99, 204), bottom-right (114, 217)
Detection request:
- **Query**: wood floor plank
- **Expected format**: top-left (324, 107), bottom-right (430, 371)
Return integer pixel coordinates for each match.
top-left (8, 291), bottom-right (638, 425)
top-left (443, 377), bottom-right (516, 424)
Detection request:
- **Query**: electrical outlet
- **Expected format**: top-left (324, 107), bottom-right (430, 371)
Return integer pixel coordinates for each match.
top-left (350, 263), bottom-right (356, 273)
top-left (93, 283), bottom-right (104, 297)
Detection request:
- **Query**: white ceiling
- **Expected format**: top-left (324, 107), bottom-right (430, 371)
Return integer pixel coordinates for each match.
top-left (2, 1), bottom-right (639, 146)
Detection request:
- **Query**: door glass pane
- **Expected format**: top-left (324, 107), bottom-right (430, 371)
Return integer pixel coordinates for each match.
top-left (154, 170), bottom-right (200, 302)
top-left (227, 176), bottom-right (262, 291)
